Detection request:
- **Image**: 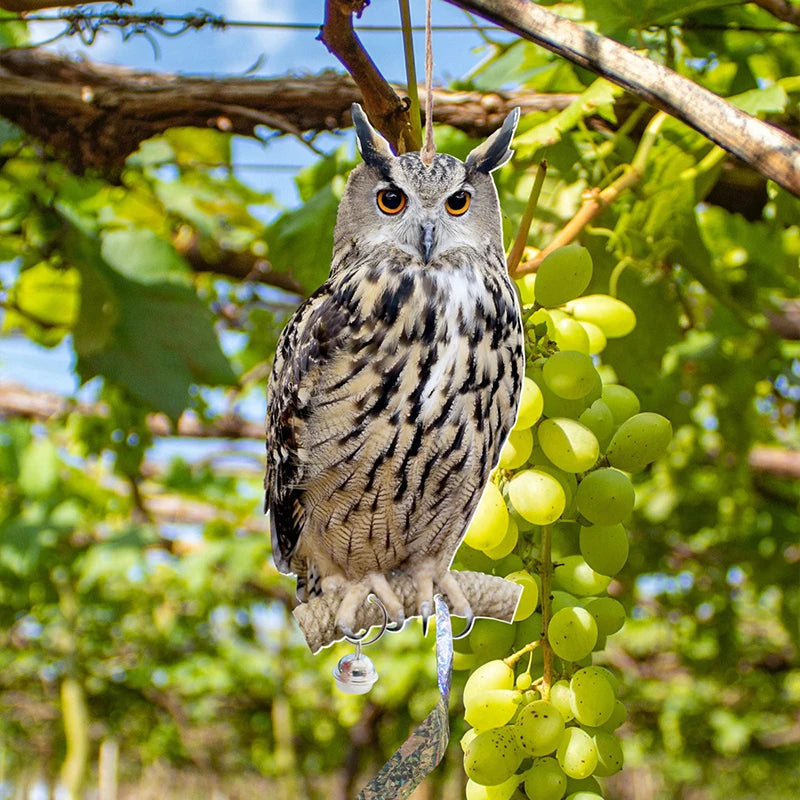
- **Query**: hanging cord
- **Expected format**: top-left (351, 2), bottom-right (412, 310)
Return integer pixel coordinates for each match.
top-left (419, 0), bottom-right (436, 165)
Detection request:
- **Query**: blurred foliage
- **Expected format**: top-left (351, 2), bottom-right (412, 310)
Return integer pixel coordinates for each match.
top-left (0, 1), bottom-right (799, 798)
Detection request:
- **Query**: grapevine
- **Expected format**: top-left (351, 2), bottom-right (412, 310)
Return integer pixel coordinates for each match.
top-left (456, 243), bottom-right (673, 799)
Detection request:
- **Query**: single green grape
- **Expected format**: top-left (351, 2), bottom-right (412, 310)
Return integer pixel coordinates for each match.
top-left (605, 411), bottom-right (672, 473)
top-left (484, 516), bottom-right (520, 560)
top-left (570, 666), bottom-right (616, 727)
top-left (464, 481), bottom-right (509, 550)
top-left (600, 384), bottom-right (640, 426)
top-left (508, 469), bottom-right (566, 526)
top-left (577, 320), bottom-right (606, 354)
top-left (514, 611), bottom-right (543, 652)
top-left (549, 679), bottom-right (575, 722)
top-left (584, 597), bottom-right (626, 637)
top-left (531, 364), bottom-right (594, 419)
top-left (537, 417), bottom-right (600, 473)
top-left (550, 522), bottom-right (580, 559)
top-left (553, 555), bottom-right (612, 597)
top-left (516, 672), bottom-right (533, 691)
top-left (543, 351), bottom-right (599, 401)
top-left (464, 726), bottom-right (524, 786)
top-left (516, 273), bottom-right (537, 306)
top-left (578, 400), bottom-right (615, 452)
top-left (464, 688), bottom-right (520, 730)
top-left (461, 727), bottom-right (478, 752)
top-left (579, 524), bottom-right (629, 576)
top-left (523, 756), bottom-right (568, 800)
top-left (533, 244), bottom-right (593, 308)
top-left (515, 700), bottom-right (566, 757)
top-left (531, 308), bottom-right (557, 338)
top-left (576, 468), bottom-right (635, 525)
top-left (565, 294), bottom-right (636, 338)
top-left (602, 700), bottom-right (628, 732)
top-left (498, 426), bottom-right (534, 470)
top-left (469, 619), bottom-right (517, 662)
top-left (547, 606), bottom-right (598, 662)
top-left (505, 570), bottom-right (540, 621)
top-left (463, 659), bottom-right (515, 705)
top-left (556, 727), bottom-right (598, 779)
top-left (551, 590), bottom-right (580, 615)
top-left (515, 377), bottom-right (545, 429)
top-left (591, 728), bottom-right (624, 777)
top-left (553, 316), bottom-right (591, 354)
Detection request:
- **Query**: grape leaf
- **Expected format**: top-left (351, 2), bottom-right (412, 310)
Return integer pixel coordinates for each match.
top-left (265, 179), bottom-right (344, 295)
top-left (66, 228), bottom-right (237, 418)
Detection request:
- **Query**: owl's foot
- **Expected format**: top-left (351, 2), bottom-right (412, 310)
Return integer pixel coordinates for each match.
top-left (333, 572), bottom-right (405, 639)
top-left (407, 563), bottom-right (475, 638)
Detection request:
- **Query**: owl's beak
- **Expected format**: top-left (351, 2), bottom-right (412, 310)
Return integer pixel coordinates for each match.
top-left (420, 221), bottom-right (436, 263)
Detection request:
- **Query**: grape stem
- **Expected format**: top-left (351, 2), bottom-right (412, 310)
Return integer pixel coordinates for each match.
top-left (540, 523), bottom-right (554, 700)
top-left (503, 638), bottom-right (541, 668)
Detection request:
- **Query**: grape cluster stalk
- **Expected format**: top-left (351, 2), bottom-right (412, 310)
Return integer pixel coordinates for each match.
top-left (456, 245), bottom-right (672, 800)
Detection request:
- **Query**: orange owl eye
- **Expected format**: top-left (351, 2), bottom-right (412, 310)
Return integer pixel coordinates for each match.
top-left (376, 187), bottom-right (407, 215)
top-left (445, 190), bottom-right (471, 216)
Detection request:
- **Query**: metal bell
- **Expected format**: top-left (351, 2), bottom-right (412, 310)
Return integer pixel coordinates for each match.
top-left (333, 646), bottom-right (379, 694)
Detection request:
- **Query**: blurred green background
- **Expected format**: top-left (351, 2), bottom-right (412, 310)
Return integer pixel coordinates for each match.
top-left (0, 1), bottom-right (799, 798)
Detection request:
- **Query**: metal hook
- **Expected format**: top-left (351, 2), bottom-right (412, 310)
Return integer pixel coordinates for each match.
top-left (343, 593), bottom-right (390, 646)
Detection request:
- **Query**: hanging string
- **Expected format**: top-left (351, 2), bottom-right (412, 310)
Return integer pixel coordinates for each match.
top-left (419, 0), bottom-right (436, 166)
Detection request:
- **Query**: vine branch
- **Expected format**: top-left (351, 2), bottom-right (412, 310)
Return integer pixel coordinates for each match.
top-left (318, 0), bottom-right (417, 153)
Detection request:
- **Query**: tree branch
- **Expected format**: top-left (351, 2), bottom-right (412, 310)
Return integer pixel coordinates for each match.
top-left (0, 48), bottom-right (579, 171)
top-left (750, 0), bottom-right (800, 28)
top-left (447, 0), bottom-right (800, 197)
top-left (3, 383), bottom-right (800, 479)
top-left (318, 0), bottom-right (418, 153)
top-left (0, 382), bottom-right (264, 438)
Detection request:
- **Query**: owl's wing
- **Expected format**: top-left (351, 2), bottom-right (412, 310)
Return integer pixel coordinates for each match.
top-left (264, 284), bottom-right (350, 573)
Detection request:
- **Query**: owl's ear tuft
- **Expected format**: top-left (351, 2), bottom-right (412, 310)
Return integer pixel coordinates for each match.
top-left (466, 107), bottom-right (520, 174)
top-left (351, 103), bottom-right (394, 169)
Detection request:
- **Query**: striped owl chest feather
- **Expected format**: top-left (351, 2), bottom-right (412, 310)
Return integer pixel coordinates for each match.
top-left (283, 245), bottom-right (524, 579)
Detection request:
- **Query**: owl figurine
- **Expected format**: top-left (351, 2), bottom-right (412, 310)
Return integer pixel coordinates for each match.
top-left (265, 104), bottom-right (524, 639)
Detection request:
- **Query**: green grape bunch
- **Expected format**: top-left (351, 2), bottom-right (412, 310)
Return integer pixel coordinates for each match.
top-left (456, 244), bottom-right (671, 800)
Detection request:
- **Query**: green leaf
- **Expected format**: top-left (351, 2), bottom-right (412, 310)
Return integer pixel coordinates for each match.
top-left (163, 128), bottom-right (232, 168)
top-left (728, 84), bottom-right (788, 116)
top-left (586, 0), bottom-right (725, 35)
top-left (265, 179), bottom-right (344, 294)
top-left (126, 137), bottom-right (176, 168)
top-left (515, 79), bottom-right (622, 151)
top-left (12, 262), bottom-right (81, 327)
top-left (294, 146), bottom-right (355, 203)
top-left (101, 228), bottom-right (192, 285)
top-left (65, 227), bottom-right (237, 418)
top-left (17, 438), bottom-right (59, 498)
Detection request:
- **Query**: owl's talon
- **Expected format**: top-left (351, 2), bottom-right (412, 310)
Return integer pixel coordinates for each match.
top-left (387, 616), bottom-right (405, 632)
top-left (452, 609), bottom-right (475, 640)
top-left (420, 601), bottom-right (432, 637)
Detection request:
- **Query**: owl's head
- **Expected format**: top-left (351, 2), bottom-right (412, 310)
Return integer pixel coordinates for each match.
top-left (334, 103), bottom-right (520, 265)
